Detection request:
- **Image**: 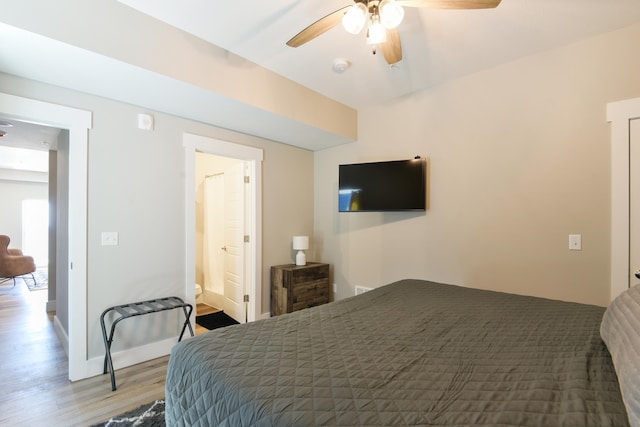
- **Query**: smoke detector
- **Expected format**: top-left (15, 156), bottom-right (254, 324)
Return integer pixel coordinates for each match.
top-left (332, 58), bottom-right (351, 74)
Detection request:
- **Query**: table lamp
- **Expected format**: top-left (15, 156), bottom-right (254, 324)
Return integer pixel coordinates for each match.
top-left (293, 236), bottom-right (309, 266)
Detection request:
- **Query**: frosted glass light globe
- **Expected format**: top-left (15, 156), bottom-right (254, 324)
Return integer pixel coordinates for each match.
top-left (379, 0), bottom-right (404, 29)
top-left (342, 3), bottom-right (368, 34)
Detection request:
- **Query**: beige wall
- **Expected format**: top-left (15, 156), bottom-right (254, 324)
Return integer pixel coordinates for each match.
top-left (315, 23), bottom-right (640, 307)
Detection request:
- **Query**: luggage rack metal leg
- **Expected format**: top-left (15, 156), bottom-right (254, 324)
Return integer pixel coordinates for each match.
top-left (100, 296), bottom-right (194, 391)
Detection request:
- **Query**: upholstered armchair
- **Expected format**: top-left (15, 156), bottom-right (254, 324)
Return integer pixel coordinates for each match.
top-left (0, 235), bottom-right (37, 286)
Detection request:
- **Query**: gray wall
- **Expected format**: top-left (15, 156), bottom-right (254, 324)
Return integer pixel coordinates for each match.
top-left (55, 132), bottom-right (70, 329)
top-left (0, 72), bottom-right (314, 359)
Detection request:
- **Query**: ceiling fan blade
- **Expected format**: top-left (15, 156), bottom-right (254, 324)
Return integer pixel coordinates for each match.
top-left (381, 28), bottom-right (402, 65)
top-left (396, 0), bottom-right (501, 9)
top-left (287, 6), bottom-right (351, 47)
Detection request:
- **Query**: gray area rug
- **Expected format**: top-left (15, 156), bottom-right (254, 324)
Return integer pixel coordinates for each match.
top-left (91, 400), bottom-right (165, 427)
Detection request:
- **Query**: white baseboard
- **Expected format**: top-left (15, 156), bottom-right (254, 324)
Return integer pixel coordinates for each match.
top-left (85, 337), bottom-right (180, 379)
top-left (46, 299), bottom-right (56, 312)
top-left (260, 312), bottom-right (271, 320)
top-left (53, 314), bottom-right (69, 358)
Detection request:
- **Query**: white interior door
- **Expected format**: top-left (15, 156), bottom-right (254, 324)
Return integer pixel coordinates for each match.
top-left (630, 118), bottom-right (640, 288)
top-left (223, 162), bottom-right (246, 323)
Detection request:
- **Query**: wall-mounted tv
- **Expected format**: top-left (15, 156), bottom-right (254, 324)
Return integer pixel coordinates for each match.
top-left (339, 158), bottom-right (426, 212)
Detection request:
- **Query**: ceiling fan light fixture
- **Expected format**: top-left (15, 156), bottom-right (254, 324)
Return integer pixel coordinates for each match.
top-left (379, 0), bottom-right (404, 29)
top-left (367, 13), bottom-right (387, 45)
top-left (342, 3), bottom-right (368, 34)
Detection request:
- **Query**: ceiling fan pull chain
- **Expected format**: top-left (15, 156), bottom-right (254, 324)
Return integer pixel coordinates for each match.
top-left (365, 27), bottom-right (377, 55)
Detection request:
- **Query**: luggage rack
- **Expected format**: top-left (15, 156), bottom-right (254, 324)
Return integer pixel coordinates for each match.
top-left (100, 296), bottom-right (193, 391)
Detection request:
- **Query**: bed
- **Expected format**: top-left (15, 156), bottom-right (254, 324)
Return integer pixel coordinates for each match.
top-left (165, 279), bottom-right (636, 426)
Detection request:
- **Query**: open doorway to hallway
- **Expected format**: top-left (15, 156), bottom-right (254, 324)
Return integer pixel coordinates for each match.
top-left (0, 118), bottom-right (59, 294)
top-left (0, 92), bottom-right (91, 382)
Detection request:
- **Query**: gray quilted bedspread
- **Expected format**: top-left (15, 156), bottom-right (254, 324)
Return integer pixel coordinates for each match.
top-left (165, 279), bottom-right (629, 426)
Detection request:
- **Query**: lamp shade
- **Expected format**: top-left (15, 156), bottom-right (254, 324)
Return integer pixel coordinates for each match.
top-left (293, 236), bottom-right (309, 251)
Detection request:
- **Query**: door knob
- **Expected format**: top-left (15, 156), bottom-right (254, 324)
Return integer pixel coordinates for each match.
top-left (635, 269), bottom-right (640, 279)
top-left (221, 246), bottom-right (227, 252)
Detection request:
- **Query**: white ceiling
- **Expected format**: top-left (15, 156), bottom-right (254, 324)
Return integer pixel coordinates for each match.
top-left (0, 119), bottom-right (59, 152)
top-left (117, 0), bottom-right (640, 109)
top-left (1, 0), bottom-right (640, 157)
top-left (0, 118), bottom-right (58, 172)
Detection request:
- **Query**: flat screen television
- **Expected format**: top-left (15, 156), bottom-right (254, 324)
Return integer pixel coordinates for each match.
top-left (339, 158), bottom-right (426, 212)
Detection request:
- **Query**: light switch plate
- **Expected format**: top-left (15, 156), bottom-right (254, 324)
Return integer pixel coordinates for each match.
top-left (101, 231), bottom-right (119, 246)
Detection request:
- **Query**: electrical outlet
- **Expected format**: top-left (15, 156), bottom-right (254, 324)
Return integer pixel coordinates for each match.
top-left (569, 234), bottom-right (581, 251)
top-left (355, 286), bottom-right (373, 295)
top-left (333, 283), bottom-right (337, 294)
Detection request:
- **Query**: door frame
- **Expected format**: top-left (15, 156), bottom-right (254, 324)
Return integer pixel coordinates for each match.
top-left (183, 133), bottom-right (263, 322)
top-left (0, 92), bottom-right (92, 381)
top-left (608, 97), bottom-right (640, 301)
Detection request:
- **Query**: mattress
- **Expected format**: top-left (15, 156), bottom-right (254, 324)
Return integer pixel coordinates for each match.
top-left (165, 279), bottom-right (628, 426)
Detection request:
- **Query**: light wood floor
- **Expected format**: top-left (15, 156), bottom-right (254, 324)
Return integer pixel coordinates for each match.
top-left (195, 302), bottom-right (220, 335)
top-left (0, 279), bottom-right (219, 426)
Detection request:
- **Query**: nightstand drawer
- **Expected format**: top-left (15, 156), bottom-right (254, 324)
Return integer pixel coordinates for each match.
top-left (291, 278), bottom-right (329, 311)
top-left (288, 266), bottom-right (329, 285)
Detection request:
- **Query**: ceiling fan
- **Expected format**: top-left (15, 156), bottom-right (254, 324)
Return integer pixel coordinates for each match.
top-left (287, 0), bottom-right (502, 65)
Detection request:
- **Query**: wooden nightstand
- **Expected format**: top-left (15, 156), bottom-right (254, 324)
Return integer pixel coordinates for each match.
top-left (271, 262), bottom-right (330, 316)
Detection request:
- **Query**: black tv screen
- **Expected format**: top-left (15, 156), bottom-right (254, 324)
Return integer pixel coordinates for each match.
top-left (339, 158), bottom-right (426, 212)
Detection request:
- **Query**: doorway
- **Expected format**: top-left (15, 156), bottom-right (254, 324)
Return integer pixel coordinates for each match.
top-left (196, 153), bottom-right (247, 323)
top-left (629, 118), bottom-right (640, 289)
top-left (0, 144), bottom-right (50, 296)
top-left (608, 97), bottom-right (640, 301)
top-left (0, 92), bottom-right (91, 381)
top-left (184, 133), bottom-right (264, 324)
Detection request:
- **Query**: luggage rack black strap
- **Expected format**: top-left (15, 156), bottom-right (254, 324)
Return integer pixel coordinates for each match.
top-left (100, 296), bottom-right (194, 391)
